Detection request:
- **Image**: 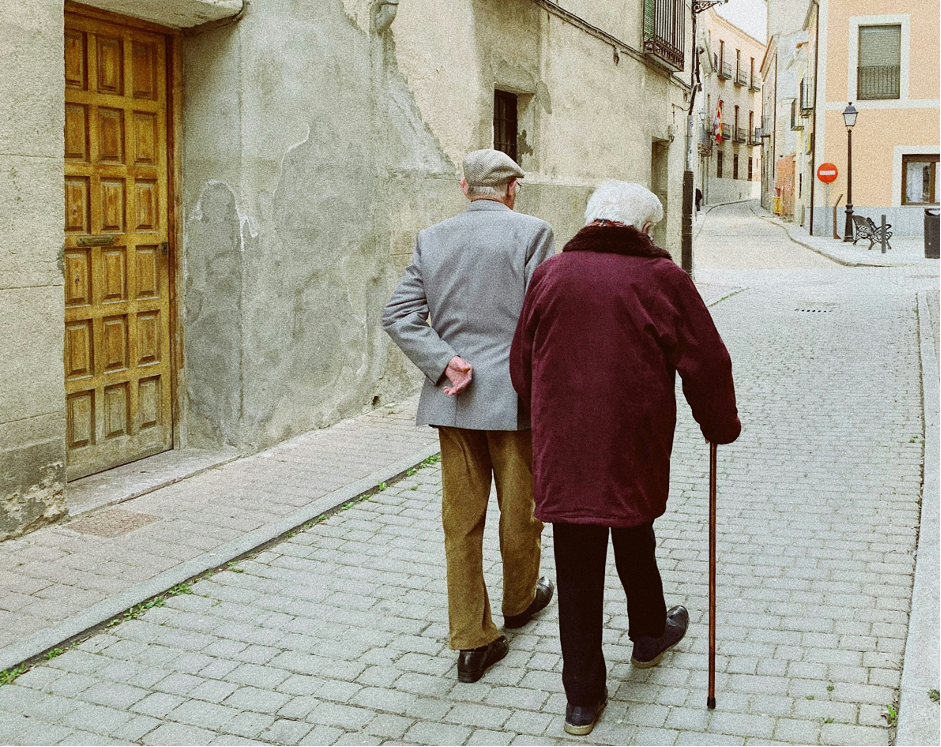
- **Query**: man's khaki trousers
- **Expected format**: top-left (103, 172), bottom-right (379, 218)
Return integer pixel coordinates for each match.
top-left (438, 426), bottom-right (544, 650)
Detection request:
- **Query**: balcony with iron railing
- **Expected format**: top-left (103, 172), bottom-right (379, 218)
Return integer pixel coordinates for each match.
top-left (718, 61), bottom-right (732, 80)
top-left (735, 68), bottom-right (748, 86)
top-left (698, 124), bottom-right (713, 155)
top-left (643, 0), bottom-right (685, 72)
top-left (734, 126), bottom-right (746, 143)
top-left (858, 65), bottom-right (900, 99)
top-left (748, 128), bottom-right (761, 145)
top-left (749, 75), bottom-right (760, 92)
top-left (800, 77), bottom-right (815, 113)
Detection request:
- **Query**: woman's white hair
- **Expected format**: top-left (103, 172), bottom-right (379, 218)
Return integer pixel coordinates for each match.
top-left (584, 180), bottom-right (664, 229)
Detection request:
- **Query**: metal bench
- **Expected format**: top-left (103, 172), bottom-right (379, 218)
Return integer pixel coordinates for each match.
top-left (851, 214), bottom-right (893, 250)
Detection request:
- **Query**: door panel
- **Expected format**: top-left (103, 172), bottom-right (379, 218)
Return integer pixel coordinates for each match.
top-left (64, 11), bottom-right (173, 481)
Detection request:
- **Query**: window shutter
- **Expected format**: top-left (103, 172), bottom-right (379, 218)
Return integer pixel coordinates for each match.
top-left (858, 25), bottom-right (901, 99)
top-left (859, 25), bottom-right (901, 67)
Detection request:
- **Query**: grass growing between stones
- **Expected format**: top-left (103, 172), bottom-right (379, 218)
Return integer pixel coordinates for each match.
top-left (883, 703), bottom-right (898, 727)
top-left (0, 665), bottom-right (25, 686)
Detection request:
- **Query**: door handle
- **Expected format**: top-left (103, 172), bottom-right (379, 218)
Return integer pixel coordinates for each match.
top-left (160, 241), bottom-right (169, 256)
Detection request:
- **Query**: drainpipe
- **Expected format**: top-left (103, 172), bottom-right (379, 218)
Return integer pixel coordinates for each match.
top-left (808, 1), bottom-right (820, 236)
top-left (772, 56), bottom-right (777, 212)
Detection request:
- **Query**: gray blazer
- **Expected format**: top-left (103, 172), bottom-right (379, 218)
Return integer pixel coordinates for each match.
top-left (382, 200), bottom-right (554, 430)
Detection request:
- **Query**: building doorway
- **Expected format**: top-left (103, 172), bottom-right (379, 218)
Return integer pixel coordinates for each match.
top-left (63, 5), bottom-right (176, 480)
top-left (650, 140), bottom-right (670, 249)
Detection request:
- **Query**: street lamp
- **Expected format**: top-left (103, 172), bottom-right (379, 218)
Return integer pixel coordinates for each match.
top-left (842, 102), bottom-right (858, 242)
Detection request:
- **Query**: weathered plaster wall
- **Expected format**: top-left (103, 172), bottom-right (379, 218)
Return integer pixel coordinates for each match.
top-left (0, 0), bottom-right (67, 539)
top-left (707, 176), bottom-right (762, 204)
top-left (768, 0), bottom-right (807, 38)
top-left (180, 0), bottom-right (690, 453)
top-left (392, 0), bottom-right (688, 248)
top-left (0, 0), bottom-right (694, 537)
top-left (182, 0), bottom-right (456, 451)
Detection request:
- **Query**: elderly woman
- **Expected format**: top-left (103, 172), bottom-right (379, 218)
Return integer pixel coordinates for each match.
top-left (510, 181), bottom-right (741, 736)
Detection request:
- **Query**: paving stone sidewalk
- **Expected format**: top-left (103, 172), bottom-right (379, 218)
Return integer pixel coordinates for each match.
top-left (0, 399), bottom-right (440, 670)
top-left (750, 205), bottom-right (935, 268)
top-left (0, 205), bottom-right (937, 746)
top-left (0, 269), bottom-right (734, 678)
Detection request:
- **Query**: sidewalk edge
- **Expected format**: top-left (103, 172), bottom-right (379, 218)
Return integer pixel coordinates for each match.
top-left (748, 206), bottom-right (858, 267)
top-left (896, 290), bottom-right (941, 746)
top-left (0, 442), bottom-right (441, 674)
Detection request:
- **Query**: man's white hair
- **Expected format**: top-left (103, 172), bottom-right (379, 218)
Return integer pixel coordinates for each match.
top-left (584, 180), bottom-right (664, 229)
top-left (466, 184), bottom-right (509, 199)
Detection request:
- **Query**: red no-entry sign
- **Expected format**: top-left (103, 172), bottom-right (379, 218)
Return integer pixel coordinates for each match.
top-left (817, 163), bottom-right (838, 183)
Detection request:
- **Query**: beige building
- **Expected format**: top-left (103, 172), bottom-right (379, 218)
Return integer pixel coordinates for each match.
top-left (797, 0), bottom-right (939, 236)
top-left (0, 0), bottom-right (694, 539)
top-left (760, 0), bottom-right (810, 217)
top-left (696, 7), bottom-right (764, 205)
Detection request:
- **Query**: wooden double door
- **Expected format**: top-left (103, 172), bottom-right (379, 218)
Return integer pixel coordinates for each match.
top-left (63, 7), bottom-right (175, 481)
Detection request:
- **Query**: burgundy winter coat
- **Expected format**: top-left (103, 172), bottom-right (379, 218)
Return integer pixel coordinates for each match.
top-left (509, 224), bottom-right (741, 528)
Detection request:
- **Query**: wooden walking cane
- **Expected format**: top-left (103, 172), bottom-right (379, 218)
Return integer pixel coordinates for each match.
top-left (707, 441), bottom-right (718, 709)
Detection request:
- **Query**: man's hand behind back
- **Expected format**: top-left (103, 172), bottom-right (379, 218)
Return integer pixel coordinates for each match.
top-left (443, 356), bottom-right (473, 396)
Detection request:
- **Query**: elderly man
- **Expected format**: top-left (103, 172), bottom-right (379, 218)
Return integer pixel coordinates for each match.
top-left (382, 149), bottom-right (555, 683)
top-left (510, 181), bottom-right (741, 735)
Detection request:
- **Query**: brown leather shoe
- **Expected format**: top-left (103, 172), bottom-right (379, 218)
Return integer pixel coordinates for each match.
top-left (457, 635), bottom-right (509, 683)
top-left (504, 577), bottom-right (554, 629)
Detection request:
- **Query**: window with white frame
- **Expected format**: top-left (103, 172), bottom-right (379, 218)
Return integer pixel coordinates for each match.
top-left (902, 155), bottom-right (939, 205)
top-left (857, 25), bottom-right (901, 100)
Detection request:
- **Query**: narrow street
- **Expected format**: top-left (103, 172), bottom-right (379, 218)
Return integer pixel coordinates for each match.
top-left (0, 203), bottom-right (936, 746)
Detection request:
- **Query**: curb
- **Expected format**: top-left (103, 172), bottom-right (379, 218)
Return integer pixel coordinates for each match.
top-left (709, 286), bottom-right (747, 306)
top-left (0, 442), bottom-right (441, 675)
top-left (694, 199), bottom-right (754, 240)
top-left (749, 206), bottom-right (857, 267)
top-left (896, 290), bottom-right (941, 746)
top-left (68, 448), bottom-right (242, 520)
top-left (750, 205), bottom-right (932, 269)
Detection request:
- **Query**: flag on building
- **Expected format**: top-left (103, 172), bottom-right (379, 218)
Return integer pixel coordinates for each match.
top-left (714, 100), bottom-right (723, 143)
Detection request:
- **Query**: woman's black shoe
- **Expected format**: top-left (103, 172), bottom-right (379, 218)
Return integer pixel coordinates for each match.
top-left (457, 635), bottom-right (509, 683)
top-left (564, 687), bottom-right (608, 735)
top-left (631, 605), bottom-right (689, 668)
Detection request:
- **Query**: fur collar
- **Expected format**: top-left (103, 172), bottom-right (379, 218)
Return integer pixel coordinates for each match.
top-left (562, 223), bottom-right (674, 260)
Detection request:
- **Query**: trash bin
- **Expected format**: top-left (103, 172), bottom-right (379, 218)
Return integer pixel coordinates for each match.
top-left (926, 208), bottom-right (940, 259)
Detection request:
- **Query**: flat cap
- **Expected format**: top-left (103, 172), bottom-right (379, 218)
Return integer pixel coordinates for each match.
top-left (462, 149), bottom-right (525, 187)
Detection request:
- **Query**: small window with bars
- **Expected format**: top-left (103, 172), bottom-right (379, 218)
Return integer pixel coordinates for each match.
top-left (858, 25), bottom-right (901, 100)
top-left (748, 157), bottom-right (753, 181)
top-left (733, 154), bottom-right (740, 180)
top-left (717, 151), bottom-right (724, 179)
top-left (493, 90), bottom-right (518, 163)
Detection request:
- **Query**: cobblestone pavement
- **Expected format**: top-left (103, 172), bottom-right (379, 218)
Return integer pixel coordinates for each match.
top-left (0, 401), bottom-right (439, 656)
top-left (0, 202), bottom-right (937, 746)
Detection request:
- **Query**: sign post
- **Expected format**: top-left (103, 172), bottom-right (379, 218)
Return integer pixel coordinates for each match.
top-left (817, 163), bottom-right (838, 238)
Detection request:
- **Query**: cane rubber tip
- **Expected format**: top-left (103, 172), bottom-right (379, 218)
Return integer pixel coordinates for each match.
top-left (707, 697), bottom-right (716, 709)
